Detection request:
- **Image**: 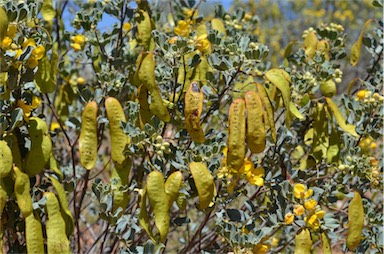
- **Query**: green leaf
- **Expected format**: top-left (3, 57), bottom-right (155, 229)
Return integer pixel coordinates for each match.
top-left (350, 19), bottom-right (372, 66)
top-left (35, 56), bottom-right (56, 93)
top-left (41, 0), bottom-right (55, 22)
top-left (325, 98), bottom-right (359, 138)
top-left (189, 162), bottom-right (215, 210)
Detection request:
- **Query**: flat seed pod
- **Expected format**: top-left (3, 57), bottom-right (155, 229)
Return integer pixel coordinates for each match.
top-left (0, 7), bottom-right (8, 41)
top-left (0, 140), bottom-right (12, 178)
top-left (294, 228), bottom-right (312, 254)
top-left (146, 170), bottom-right (169, 242)
top-left (111, 158), bottom-right (131, 212)
top-left (304, 31), bottom-right (318, 59)
top-left (184, 82), bottom-right (205, 143)
top-left (25, 213), bottom-right (44, 254)
top-left (312, 103), bottom-right (329, 162)
top-left (24, 117), bottom-right (52, 176)
top-left (48, 152), bottom-right (64, 179)
top-left (164, 171), bottom-right (182, 208)
top-left (346, 192), bottom-right (364, 251)
top-left (245, 91), bottom-right (266, 154)
top-left (228, 99), bottom-right (246, 170)
top-left (44, 192), bottom-right (71, 254)
top-left (350, 20), bottom-right (372, 66)
top-left (149, 87), bottom-right (171, 122)
top-left (13, 166), bottom-right (33, 218)
top-left (137, 52), bottom-right (157, 91)
top-left (211, 18), bottom-right (226, 36)
top-left (137, 85), bottom-right (152, 129)
top-left (138, 186), bottom-right (155, 242)
top-left (105, 97), bottom-right (130, 165)
top-left (49, 177), bottom-right (74, 236)
top-left (4, 133), bottom-right (22, 168)
top-left (79, 101), bottom-right (98, 170)
top-left (321, 232), bottom-right (332, 254)
top-left (325, 97), bottom-right (359, 138)
top-left (189, 162), bottom-right (214, 210)
top-left (136, 10), bottom-right (153, 49)
top-left (256, 83), bottom-right (276, 142)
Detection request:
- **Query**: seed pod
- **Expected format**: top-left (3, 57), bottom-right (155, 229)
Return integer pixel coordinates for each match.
top-left (149, 87), bottom-right (171, 123)
top-left (256, 83), bottom-right (276, 142)
top-left (138, 185), bottom-right (155, 242)
top-left (227, 99), bottom-right (246, 170)
top-left (105, 97), bottom-right (130, 165)
top-left (164, 171), bottom-right (182, 208)
top-left (24, 117), bottom-right (52, 176)
top-left (48, 152), bottom-right (64, 179)
top-left (184, 82), bottom-right (205, 143)
top-left (79, 101), bottom-right (98, 170)
top-left (189, 162), bottom-right (215, 210)
top-left (304, 31), bottom-right (318, 59)
top-left (321, 232), bottom-right (332, 254)
top-left (137, 85), bottom-right (152, 129)
top-left (245, 91), bottom-right (266, 154)
top-left (294, 228), bottom-right (312, 254)
top-left (13, 166), bottom-right (33, 218)
top-left (111, 158), bottom-right (131, 212)
top-left (176, 192), bottom-right (187, 211)
top-left (0, 7), bottom-right (8, 41)
top-left (136, 10), bottom-right (153, 49)
top-left (0, 180), bottom-right (6, 214)
top-left (25, 213), bottom-right (44, 254)
top-left (3, 133), bottom-right (22, 168)
top-left (49, 177), bottom-right (74, 236)
top-left (0, 140), bottom-right (12, 178)
top-left (346, 192), bottom-right (364, 251)
top-left (45, 192), bottom-right (71, 254)
top-left (146, 170), bottom-right (169, 242)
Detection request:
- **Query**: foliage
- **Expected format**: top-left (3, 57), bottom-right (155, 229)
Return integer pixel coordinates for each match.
top-left (0, 0), bottom-right (382, 253)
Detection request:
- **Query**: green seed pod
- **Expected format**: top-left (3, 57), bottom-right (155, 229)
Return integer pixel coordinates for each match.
top-left (105, 97), bottom-right (130, 165)
top-left (13, 166), bottom-right (33, 218)
top-left (111, 158), bottom-right (131, 213)
top-left (189, 162), bottom-right (215, 209)
top-left (45, 192), bottom-right (71, 254)
top-left (137, 85), bottom-right (152, 129)
top-left (164, 171), bottom-right (182, 208)
top-left (184, 82), bottom-right (205, 143)
top-left (49, 177), bottom-right (74, 236)
top-left (0, 140), bottom-right (12, 178)
top-left (0, 180), bottom-right (6, 214)
top-left (136, 10), bottom-right (153, 49)
top-left (321, 232), bottom-right (332, 254)
top-left (244, 90), bottom-right (266, 154)
top-left (3, 133), bottom-right (22, 168)
top-left (346, 192), bottom-right (364, 251)
top-left (0, 7), bottom-right (8, 41)
top-left (227, 99), bottom-right (246, 170)
top-left (25, 213), bottom-right (44, 254)
top-left (79, 101), bottom-right (98, 170)
top-left (146, 170), bottom-right (169, 242)
top-left (294, 228), bottom-right (312, 254)
top-left (24, 117), bottom-right (52, 176)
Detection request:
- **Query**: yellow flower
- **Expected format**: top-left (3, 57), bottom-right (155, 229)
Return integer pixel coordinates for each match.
top-left (17, 96), bottom-right (41, 118)
top-left (246, 166), bottom-right (264, 186)
top-left (123, 22), bottom-right (131, 31)
top-left (356, 90), bottom-right (368, 100)
top-left (31, 45), bottom-right (45, 60)
top-left (304, 188), bottom-right (313, 199)
top-left (174, 20), bottom-right (191, 37)
top-left (305, 214), bottom-right (320, 229)
top-left (50, 122), bottom-right (61, 132)
top-left (77, 77), bottom-right (86, 85)
top-left (293, 183), bottom-right (306, 199)
top-left (270, 237), bottom-right (279, 247)
top-left (370, 142), bottom-right (377, 150)
top-left (183, 8), bottom-right (198, 19)
top-left (195, 34), bottom-right (211, 54)
top-left (72, 34), bottom-right (86, 46)
top-left (252, 243), bottom-right (270, 254)
top-left (71, 43), bottom-right (82, 52)
top-left (284, 213), bottom-right (294, 224)
top-left (239, 158), bottom-right (253, 174)
top-left (169, 36), bottom-right (177, 44)
top-left (22, 38), bottom-right (36, 48)
top-left (315, 210), bottom-right (326, 219)
top-left (293, 204), bottom-right (305, 216)
top-left (304, 199), bottom-right (317, 210)
top-left (1, 37), bottom-right (12, 49)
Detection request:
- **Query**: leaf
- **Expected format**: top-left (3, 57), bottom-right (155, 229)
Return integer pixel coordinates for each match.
top-left (325, 98), bottom-right (359, 138)
top-left (41, 0), bottom-right (55, 22)
top-left (289, 102), bottom-right (305, 120)
top-left (35, 56), bottom-right (56, 93)
top-left (284, 40), bottom-right (297, 59)
top-left (189, 162), bottom-right (215, 209)
top-left (139, 186), bottom-right (156, 242)
top-left (346, 78), bottom-right (360, 96)
top-left (350, 19), bottom-right (372, 66)
top-left (146, 170), bottom-right (169, 243)
top-left (265, 69), bottom-right (292, 127)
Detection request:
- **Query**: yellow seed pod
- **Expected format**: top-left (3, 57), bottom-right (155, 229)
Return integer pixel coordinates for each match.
top-left (49, 177), bottom-right (74, 236)
top-left (105, 97), bottom-right (130, 165)
top-left (24, 117), bottom-right (52, 176)
top-left (317, 40), bottom-right (330, 61)
top-left (244, 91), bottom-right (266, 154)
top-left (44, 192), bottom-right (71, 254)
top-left (149, 87), bottom-right (171, 123)
top-left (13, 166), bottom-right (33, 218)
top-left (136, 10), bottom-right (153, 49)
top-left (176, 192), bottom-right (187, 211)
top-left (79, 101), bottom-right (98, 170)
top-left (321, 232), bottom-right (332, 254)
top-left (138, 185), bottom-right (155, 242)
top-left (111, 158), bottom-right (131, 212)
top-left (25, 213), bottom-right (44, 254)
top-left (3, 133), bottom-right (22, 168)
top-left (184, 82), bottom-right (205, 143)
top-left (48, 152), bottom-right (64, 179)
top-left (189, 162), bottom-right (215, 210)
top-left (0, 7), bottom-right (8, 41)
top-left (0, 140), bottom-right (12, 178)
top-left (346, 192), bottom-right (364, 251)
top-left (227, 99), bottom-right (246, 170)
top-left (294, 228), bottom-right (312, 254)
top-left (0, 180), bottom-right (6, 214)
top-left (256, 83), bottom-right (276, 142)
top-left (304, 31), bottom-right (318, 59)
top-left (164, 171), bottom-right (182, 208)
top-left (146, 170), bottom-right (169, 242)
top-left (137, 85), bottom-right (152, 129)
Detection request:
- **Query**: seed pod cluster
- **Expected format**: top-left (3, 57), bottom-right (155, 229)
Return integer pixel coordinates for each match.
top-left (79, 101), bottom-right (98, 170)
top-left (135, 52), bottom-right (170, 122)
top-left (184, 82), bottom-right (205, 143)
